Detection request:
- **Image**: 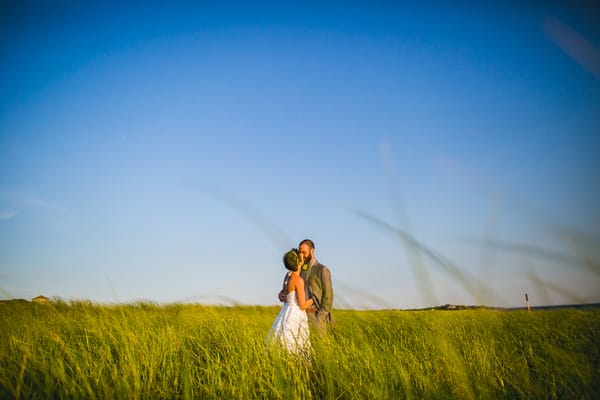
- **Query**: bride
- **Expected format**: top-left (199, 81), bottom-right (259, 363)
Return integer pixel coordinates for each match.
top-left (268, 248), bottom-right (314, 355)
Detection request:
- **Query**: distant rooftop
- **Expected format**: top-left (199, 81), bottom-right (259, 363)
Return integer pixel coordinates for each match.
top-left (32, 295), bottom-right (50, 303)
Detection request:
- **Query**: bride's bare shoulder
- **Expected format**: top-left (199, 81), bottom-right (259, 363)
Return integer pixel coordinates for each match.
top-left (287, 273), bottom-right (303, 291)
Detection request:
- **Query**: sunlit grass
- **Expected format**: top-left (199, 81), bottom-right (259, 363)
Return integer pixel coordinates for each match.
top-left (1, 301), bottom-right (598, 399)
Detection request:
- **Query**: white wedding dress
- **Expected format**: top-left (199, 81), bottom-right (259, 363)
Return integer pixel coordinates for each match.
top-left (268, 289), bottom-right (311, 354)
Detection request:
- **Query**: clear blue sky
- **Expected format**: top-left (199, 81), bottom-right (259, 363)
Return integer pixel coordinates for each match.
top-left (1, 2), bottom-right (599, 309)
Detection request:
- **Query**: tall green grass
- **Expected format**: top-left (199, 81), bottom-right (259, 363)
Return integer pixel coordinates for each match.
top-left (1, 301), bottom-right (599, 399)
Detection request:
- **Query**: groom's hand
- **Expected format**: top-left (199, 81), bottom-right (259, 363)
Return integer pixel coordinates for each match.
top-left (278, 290), bottom-right (287, 302)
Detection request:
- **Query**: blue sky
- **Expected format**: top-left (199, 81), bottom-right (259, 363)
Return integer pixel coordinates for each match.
top-left (1, 2), bottom-right (599, 308)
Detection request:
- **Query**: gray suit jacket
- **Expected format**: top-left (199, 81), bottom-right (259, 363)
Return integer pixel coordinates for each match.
top-left (301, 261), bottom-right (333, 323)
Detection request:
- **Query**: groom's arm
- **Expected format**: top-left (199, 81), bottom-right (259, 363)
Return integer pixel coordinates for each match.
top-left (278, 273), bottom-right (288, 302)
top-left (317, 266), bottom-right (333, 321)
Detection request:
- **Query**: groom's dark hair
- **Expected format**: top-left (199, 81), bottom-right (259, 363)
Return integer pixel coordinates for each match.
top-left (299, 239), bottom-right (315, 249)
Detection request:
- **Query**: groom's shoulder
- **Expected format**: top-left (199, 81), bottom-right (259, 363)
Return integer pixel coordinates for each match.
top-left (316, 262), bottom-right (330, 273)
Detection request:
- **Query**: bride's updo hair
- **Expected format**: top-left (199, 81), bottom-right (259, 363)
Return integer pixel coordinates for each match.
top-left (283, 248), bottom-right (300, 271)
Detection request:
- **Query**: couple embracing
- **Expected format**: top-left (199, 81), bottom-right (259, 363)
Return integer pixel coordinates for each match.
top-left (268, 239), bottom-right (334, 355)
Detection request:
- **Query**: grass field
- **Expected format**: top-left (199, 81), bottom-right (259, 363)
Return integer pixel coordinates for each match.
top-left (1, 301), bottom-right (599, 399)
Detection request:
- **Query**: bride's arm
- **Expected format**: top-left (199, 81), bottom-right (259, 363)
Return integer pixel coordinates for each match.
top-left (293, 277), bottom-right (314, 311)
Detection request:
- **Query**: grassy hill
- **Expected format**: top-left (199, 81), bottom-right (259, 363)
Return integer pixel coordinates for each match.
top-left (1, 301), bottom-right (598, 399)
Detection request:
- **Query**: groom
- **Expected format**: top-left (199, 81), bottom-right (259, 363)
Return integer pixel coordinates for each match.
top-left (279, 239), bottom-right (334, 326)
